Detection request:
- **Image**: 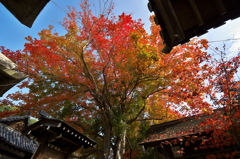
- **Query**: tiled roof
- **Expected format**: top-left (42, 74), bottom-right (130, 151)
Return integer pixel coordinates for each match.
top-left (141, 115), bottom-right (209, 144)
top-left (0, 123), bottom-right (38, 153)
top-left (0, 115), bottom-right (29, 123)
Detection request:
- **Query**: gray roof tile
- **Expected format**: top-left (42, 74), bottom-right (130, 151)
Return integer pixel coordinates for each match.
top-left (0, 116), bottom-right (28, 123)
top-left (0, 123), bottom-right (38, 153)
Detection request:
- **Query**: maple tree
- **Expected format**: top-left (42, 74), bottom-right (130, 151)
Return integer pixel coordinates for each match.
top-left (140, 43), bottom-right (240, 159)
top-left (199, 45), bottom-right (240, 158)
top-left (0, 0), bottom-right (216, 158)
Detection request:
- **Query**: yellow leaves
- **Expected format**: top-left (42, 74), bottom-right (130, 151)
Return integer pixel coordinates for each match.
top-left (130, 33), bottom-right (140, 44)
top-left (202, 108), bottom-right (208, 112)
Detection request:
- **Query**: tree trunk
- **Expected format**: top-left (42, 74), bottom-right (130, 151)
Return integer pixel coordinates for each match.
top-left (102, 121), bottom-right (112, 159)
top-left (114, 128), bottom-right (127, 159)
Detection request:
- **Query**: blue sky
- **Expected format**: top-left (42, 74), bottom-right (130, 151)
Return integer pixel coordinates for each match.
top-left (0, 0), bottom-right (151, 51)
top-left (0, 0), bottom-right (239, 98)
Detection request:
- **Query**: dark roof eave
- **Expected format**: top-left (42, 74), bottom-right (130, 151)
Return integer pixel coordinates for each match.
top-left (0, 53), bottom-right (27, 97)
top-left (22, 118), bottom-right (97, 147)
top-left (1, 0), bottom-right (50, 27)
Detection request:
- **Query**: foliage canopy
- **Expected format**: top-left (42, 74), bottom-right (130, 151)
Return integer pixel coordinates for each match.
top-left (2, 0), bottom-right (239, 158)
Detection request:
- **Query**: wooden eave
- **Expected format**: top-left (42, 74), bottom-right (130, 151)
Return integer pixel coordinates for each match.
top-left (0, 53), bottom-right (27, 97)
top-left (22, 118), bottom-right (97, 151)
top-left (148, 0), bottom-right (240, 53)
top-left (0, 67), bottom-right (27, 96)
top-left (0, 0), bottom-right (50, 27)
top-left (0, 143), bottom-right (29, 159)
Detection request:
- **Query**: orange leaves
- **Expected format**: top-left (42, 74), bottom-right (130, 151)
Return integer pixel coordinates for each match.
top-left (200, 39), bottom-right (209, 49)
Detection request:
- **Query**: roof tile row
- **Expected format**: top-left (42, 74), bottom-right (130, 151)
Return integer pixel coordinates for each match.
top-left (0, 123), bottom-right (38, 153)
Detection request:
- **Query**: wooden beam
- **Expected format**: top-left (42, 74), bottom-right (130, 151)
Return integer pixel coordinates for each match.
top-left (213, 0), bottom-right (227, 15)
top-left (154, 0), bottom-right (185, 43)
top-left (165, 0), bottom-right (185, 40)
top-left (45, 127), bottom-right (82, 147)
top-left (154, 0), bottom-right (176, 42)
top-left (188, 0), bottom-right (204, 26)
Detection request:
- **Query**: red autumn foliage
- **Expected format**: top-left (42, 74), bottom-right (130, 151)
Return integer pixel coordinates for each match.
top-left (1, 0), bottom-right (239, 158)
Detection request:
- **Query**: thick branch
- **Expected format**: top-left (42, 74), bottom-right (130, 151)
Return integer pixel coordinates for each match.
top-left (80, 44), bottom-right (99, 95)
top-left (127, 101), bottom-right (145, 125)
